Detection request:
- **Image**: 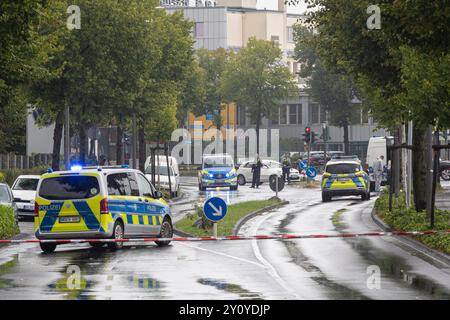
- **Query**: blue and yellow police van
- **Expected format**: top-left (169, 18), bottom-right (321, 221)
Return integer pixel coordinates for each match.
top-left (198, 154), bottom-right (238, 191)
top-left (321, 157), bottom-right (371, 202)
top-left (34, 165), bottom-right (173, 253)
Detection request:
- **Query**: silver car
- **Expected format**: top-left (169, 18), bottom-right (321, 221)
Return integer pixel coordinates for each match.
top-left (0, 183), bottom-right (18, 223)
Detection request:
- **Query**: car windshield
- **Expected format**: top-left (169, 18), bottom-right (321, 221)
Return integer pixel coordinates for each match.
top-left (13, 178), bottom-right (39, 191)
top-left (266, 161), bottom-right (282, 168)
top-left (0, 186), bottom-right (11, 202)
top-left (38, 176), bottom-right (100, 200)
top-left (145, 165), bottom-right (174, 176)
top-left (326, 164), bottom-right (361, 174)
top-left (203, 156), bottom-right (234, 168)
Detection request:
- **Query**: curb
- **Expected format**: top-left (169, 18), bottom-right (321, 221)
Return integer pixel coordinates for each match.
top-left (173, 199), bottom-right (289, 238)
top-left (232, 199), bottom-right (289, 236)
top-left (371, 207), bottom-right (450, 266)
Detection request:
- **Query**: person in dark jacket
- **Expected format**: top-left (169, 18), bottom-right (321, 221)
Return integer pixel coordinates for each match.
top-left (282, 153), bottom-right (291, 183)
top-left (250, 154), bottom-right (262, 188)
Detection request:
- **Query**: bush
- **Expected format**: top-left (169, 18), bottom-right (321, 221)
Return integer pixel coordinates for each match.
top-left (0, 205), bottom-right (19, 239)
top-left (0, 165), bottom-right (48, 186)
top-left (375, 191), bottom-right (450, 254)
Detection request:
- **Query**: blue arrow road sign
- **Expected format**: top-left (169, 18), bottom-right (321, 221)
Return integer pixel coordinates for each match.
top-left (299, 160), bottom-right (308, 170)
top-left (305, 166), bottom-right (318, 179)
top-left (203, 197), bottom-right (228, 222)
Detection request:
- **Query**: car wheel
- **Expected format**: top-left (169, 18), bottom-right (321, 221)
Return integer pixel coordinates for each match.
top-left (322, 193), bottom-right (331, 202)
top-left (108, 221), bottom-right (124, 251)
top-left (441, 169), bottom-right (450, 181)
top-left (237, 175), bottom-right (246, 185)
top-left (89, 242), bottom-right (105, 248)
top-left (155, 218), bottom-right (173, 247)
top-left (40, 242), bottom-right (56, 254)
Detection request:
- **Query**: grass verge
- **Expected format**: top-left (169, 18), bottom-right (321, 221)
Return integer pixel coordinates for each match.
top-left (0, 205), bottom-right (19, 239)
top-left (374, 191), bottom-right (450, 254)
top-left (175, 198), bottom-right (284, 237)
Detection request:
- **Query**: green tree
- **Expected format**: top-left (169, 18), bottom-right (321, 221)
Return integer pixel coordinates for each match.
top-left (289, 0), bottom-right (450, 211)
top-left (196, 48), bottom-right (229, 129)
top-left (222, 37), bottom-right (296, 153)
top-left (0, 0), bottom-right (64, 154)
top-left (295, 25), bottom-right (360, 154)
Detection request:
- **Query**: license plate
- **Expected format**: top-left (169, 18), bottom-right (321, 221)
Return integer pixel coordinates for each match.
top-left (59, 216), bottom-right (80, 223)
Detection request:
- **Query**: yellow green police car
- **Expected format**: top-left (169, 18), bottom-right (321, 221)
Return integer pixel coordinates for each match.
top-left (321, 158), bottom-right (371, 202)
top-left (34, 165), bottom-right (173, 253)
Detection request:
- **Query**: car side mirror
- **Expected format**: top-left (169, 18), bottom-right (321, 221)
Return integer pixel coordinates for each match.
top-left (154, 191), bottom-right (163, 199)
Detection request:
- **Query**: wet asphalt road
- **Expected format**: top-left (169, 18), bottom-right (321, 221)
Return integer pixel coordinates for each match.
top-left (0, 177), bottom-right (449, 299)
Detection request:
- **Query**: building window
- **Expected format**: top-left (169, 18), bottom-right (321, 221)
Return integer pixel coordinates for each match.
top-left (289, 104), bottom-right (297, 125)
top-left (194, 22), bottom-right (204, 38)
top-left (310, 103), bottom-right (319, 124)
top-left (280, 105), bottom-right (287, 125)
top-left (287, 26), bottom-right (294, 43)
top-left (271, 107), bottom-right (279, 125)
top-left (297, 104), bottom-right (302, 124)
top-left (271, 35), bottom-right (280, 47)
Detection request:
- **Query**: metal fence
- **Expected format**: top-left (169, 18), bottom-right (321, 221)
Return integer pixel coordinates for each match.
top-left (0, 153), bottom-right (52, 170)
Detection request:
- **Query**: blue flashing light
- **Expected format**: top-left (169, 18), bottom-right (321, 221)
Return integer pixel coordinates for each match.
top-left (71, 165), bottom-right (83, 172)
top-left (121, 164), bottom-right (129, 169)
top-left (209, 173), bottom-right (214, 178)
top-left (47, 168), bottom-right (53, 173)
top-left (225, 172), bottom-right (230, 178)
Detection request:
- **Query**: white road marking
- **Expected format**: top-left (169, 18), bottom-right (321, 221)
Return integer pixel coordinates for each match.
top-left (177, 242), bottom-right (267, 269)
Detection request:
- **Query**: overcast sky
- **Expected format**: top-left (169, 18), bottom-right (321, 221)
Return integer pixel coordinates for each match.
top-left (256, 0), bottom-right (309, 14)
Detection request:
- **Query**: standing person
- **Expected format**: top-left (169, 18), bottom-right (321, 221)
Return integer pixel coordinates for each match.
top-left (282, 153), bottom-right (291, 183)
top-left (373, 155), bottom-right (384, 192)
top-left (250, 154), bottom-right (262, 188)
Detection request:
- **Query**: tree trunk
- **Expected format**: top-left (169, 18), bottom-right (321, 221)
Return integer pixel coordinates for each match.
top-left (343, 123), bottom-right (349, 155)
top-left (79, 122), bottom-right (88, 166)
top-left (394, 126), bottom-right (401, 197)
top-left (116, 125), bottom-right (123, 165)
top-left (255, 113), bottom-right (261, 155)
top-left (51, 110), bottom-right (64, 171)
top-left (138, 125), bottom-right (146, 173)
top-left (412, 124), bottom-right (428, 212)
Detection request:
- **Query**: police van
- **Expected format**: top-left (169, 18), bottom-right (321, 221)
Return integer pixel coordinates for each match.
top-left (34, 165), bottom-right (173, 253)
top-left (321, 157), bottom-right (370, 202)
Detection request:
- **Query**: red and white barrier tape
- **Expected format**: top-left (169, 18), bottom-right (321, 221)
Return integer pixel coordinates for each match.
top-left (0, 230), bottom-right (449, 244)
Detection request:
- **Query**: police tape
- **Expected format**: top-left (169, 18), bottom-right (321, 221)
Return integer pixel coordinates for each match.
top-left (0, 230), bottom-right (449, 244)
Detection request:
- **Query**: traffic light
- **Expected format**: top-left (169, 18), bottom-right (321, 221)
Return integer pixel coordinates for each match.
top-left (303, 127), bottom-right (311, 143)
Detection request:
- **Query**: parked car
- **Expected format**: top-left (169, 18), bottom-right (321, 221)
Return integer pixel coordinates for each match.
top-left (144, 156), bottom-right (180, 197)
top-left (0, 183), bottom-right (18, 223)
top-left (237, 159), bottom-right (300, 185)
top-left (11, 175), bottom-right (40, 218)
top-left (440, 160), bottom-right (450, 181)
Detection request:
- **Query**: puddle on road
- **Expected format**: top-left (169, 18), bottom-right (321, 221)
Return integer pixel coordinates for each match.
top-left (0, 255), bottom-right (22, 290)
top-left (128, 275), bottom-right (162, 290)
top-left (343, 237), bottom-right (450, 299)
top-left (198, 278), bottom-right (262, 299)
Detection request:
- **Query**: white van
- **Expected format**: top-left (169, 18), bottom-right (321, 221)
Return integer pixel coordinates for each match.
top-left (144, 155), bottom-right (180, 197)
top-left (366, 136), bottom-right (392, 191)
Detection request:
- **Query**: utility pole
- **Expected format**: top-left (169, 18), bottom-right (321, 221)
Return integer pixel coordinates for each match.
top-left (425, 126), bottom-right (433, 220)
top-left (406, 121), bottom-right (413, 208)
top-left (322, 122), bottom-right (328, 162)
top-left (64, 105), bottom-right (70, 169)
top-left (132, 113), bottom-right (137, 169)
